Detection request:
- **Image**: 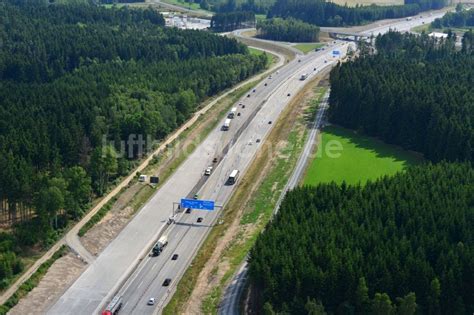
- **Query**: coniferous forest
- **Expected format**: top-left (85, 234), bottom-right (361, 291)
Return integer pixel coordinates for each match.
top-left (329, 31), bottom-right (473, 163)
top-left (257, 18), bottom-right (320, 42)
top-left (0, 0), bottom-right (267, 287)
top-left (249, 163), bottom-right (473, 314)
top-left (248, 32), bottom-right (473, 314)
top-left (432, 6), bottom-right (474, 29)
top-left (268, 0), bottom-right (446, 27)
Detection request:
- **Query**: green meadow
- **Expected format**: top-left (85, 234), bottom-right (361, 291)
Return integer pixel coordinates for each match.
top-left (304, 126), bottom-right (422, 186)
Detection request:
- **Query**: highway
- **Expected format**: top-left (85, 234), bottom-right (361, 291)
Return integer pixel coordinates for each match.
top-left (218, 9), bottom-right (450, 314)
top-left (47, 8), bottom-right (447, 315)
top-left (117, 45), bottom-right (351, 315)
top-left (218, 91), bottom-right (330, 315)
top-left (46, 36), bottom-right (350, 314)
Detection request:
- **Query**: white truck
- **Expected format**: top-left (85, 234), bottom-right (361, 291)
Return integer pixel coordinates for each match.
top-left (228, 107), bottom-right (237, 119)
top-left (222, 118), bottom-right (231, 131)
top-left (152, 235), bottom-right (168, 256)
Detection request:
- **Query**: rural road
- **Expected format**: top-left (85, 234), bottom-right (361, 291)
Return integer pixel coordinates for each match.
top-left (117, 47), bottom-right (349, 315)
top-left (47, 34), bottom-right (350, 314)
top-left (0, 36), bottom-right (281, 309)
top-left (218, 90), bottom-right (330, 315)
top-left (217, 8), bottom-right (450, 314)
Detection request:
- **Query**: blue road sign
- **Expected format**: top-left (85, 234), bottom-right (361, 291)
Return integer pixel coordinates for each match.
top-left (332, 50), bottom-right (341, 55)
top-left (181, 198), bottom-right (215, 210)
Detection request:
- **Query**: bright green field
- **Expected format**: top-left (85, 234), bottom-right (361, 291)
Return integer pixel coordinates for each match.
top-left (294, 43), bottom-right (325, 54)
top-left (304, 126), bottom-right (422, 186)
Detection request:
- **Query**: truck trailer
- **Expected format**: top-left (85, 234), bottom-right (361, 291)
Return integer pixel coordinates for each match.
top-left (228, 107), bottom-right (237, 119)
top-left (152, 235), bottom-right (168, 256)
top-left (222, 118), bottom-right (231, 131)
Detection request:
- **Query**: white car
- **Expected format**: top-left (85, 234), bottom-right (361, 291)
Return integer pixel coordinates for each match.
top-left (148, 298), bottom-right (155, 305)
top-left (204, 166), bottom-right (213, 176)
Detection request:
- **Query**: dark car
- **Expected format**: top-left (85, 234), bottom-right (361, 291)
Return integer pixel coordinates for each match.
top-left (237, 112), bottom-right (241, 116)
top-left (256, 139), bottom-right (261, 143)
top-left (172, 254), bottom-right (179, 260)
top-left (298, 59), bottom-right (301, 62)
top-left (247, 94), bottom-right (251, 97)
top-left (212, 157), bottom-right (218, 163)
top-left (163, 278), bottom-right (172, 286)
top-left (185, 208), bottom-right (192, 214)
top-left (197, 217), bottom-right (203, 223)
top-left (268, 121), bottom-right (272, 124)
top-left (242, 105), bottom-right (246, 109)
top-left (253, 89), bottom-right (256, 92)
top-left (287, 93), bottom-right (291, 97)
top-left (264, 83), bottom-right (267, 86)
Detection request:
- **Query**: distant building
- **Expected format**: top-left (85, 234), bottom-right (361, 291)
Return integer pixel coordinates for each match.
top-left (429, 32), bottom-right (448, 39)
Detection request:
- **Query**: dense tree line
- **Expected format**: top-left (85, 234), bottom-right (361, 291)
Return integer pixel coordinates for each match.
top-left (329, 31), bottom-right (473, 163)
top-left (0, 2), bottom-right (250, 83)
top-left (432, 6), bottom-right (474, 29)
top-left (249, 162), bottom-right (474, 314)
top-left (210, 10), bottom-right (256, 31)
top-left (0, 1), bottom-right (267, 286)
top-left (267, 0), bottom-right (445, 27)
top-left (210, 0), bottom-right (446, 18)
top-left (257, 18), bottom-right (320, 42)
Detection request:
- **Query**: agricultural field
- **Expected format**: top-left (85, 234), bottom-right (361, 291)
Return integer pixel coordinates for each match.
top-left (304, 126), bottom-right (421, 186)
top-left (331, 0), bottom-right (403, 6)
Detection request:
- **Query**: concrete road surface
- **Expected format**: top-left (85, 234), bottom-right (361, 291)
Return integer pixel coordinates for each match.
top-left (116, 45), bottom-right (352, 315)
top-left (217, 11), bottom-right (450, 315)
top-left (47, 40), bottom-right (351, 315)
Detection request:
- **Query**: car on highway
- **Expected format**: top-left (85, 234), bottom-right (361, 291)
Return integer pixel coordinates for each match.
top-left (247, 94), bottom-right (251, 97)
top-left (194, 194), bottom-right (198, 199)
top-left (186, 208), bottom-right (192, 214)
top-left (172, 254), bottom-right (179, 260)
top-left (163, 278), bottom-right (172, 286)
top-left (256, 138), bottom-right (261, 143)
top-left (204, 166), bottom-right (213, 176)
top-left (268, 121), bottom-right (272, 124)
top-left (242, 105), bottom-right (246, 108)
top-left (264, 83), bottom-right (267, 86)
top-left (253, 89), bottom-right (256, 92)
top-left (324, 60), bottom-right (327, 63)
top-left (212, 157), bottom-right (218, 163)
top-left (197, 217), bottom-right (203, 223)
top-left (269, 75), bottom-right (272, 79)
top-left (148, 298), bottom-right (155, 305)
top-left (237, 112), bottom-right (241, 116)
top-left (287, 93), bottom-right (291, 96)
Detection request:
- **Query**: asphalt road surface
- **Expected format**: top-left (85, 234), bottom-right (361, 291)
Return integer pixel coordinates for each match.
top-left (217, 10), bottom-right (450, 315)
top-left (117, 45), bottom-right (352, 315)
top-left (218, 91), bottom-right (330, 315)
top-left (47, 40), bottom-right (350, 315)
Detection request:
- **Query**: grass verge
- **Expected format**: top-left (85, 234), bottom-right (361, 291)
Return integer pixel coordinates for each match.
top-left (160, 0), bottom-right (213, 15)
top-left (294, 42), bottom-right (325, 54)
top-left (303, 125), bottom-right (422, 186)
top-left (78, 195), bottom-right (120, 237)
top-left (0, 245), bottom-right (68, 315)
top-left (163, 77), bottom-right (328, 315)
